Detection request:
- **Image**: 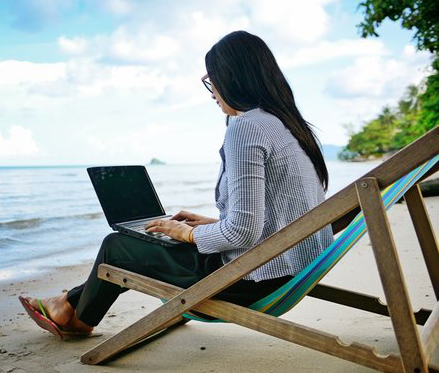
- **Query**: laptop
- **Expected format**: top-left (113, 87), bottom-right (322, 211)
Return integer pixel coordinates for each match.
top-left (87, 165), bottom-right (180, 247)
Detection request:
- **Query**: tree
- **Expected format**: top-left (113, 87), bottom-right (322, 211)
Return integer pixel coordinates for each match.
top-left (397, 84), bottom-right (420, 115)
top-left (357, 0), bottom-right (439, 53)
top-left (339, 83), bottom-right (433, 160)
top-left (337, 0), bottom-right (439, 161)
top-left (418, 58), bottom-right (439, 131)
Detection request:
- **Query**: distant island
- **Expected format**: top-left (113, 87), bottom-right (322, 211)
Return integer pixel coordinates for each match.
top-left (149, 158), bottom-right (166, 165)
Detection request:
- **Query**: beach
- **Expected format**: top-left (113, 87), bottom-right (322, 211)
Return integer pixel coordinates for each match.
top-left (1, 193), bottom-right (438, 372)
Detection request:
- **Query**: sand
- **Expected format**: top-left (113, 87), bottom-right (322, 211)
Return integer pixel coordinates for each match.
top-left (1, 196), bottom-right (438, 373)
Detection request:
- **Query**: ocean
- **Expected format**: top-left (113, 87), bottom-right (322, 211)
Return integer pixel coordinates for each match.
top-left (0, 160), bottom-right (380, 282)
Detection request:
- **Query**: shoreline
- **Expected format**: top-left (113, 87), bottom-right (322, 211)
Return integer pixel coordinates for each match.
top-left (1, 197), bottom-right (438, 372)
top-left (0, 160), bottom-right (386, 284)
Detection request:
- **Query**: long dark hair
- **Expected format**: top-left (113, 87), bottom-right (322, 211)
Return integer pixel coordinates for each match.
top-left (205, 30), bottom-right (329, 191)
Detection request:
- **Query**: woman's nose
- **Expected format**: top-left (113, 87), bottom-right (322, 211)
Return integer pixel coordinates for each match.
top-left (211, 93), bottom-right (215, 100)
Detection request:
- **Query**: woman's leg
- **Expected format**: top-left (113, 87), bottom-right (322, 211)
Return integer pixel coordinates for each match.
top-left (26, 232), bottom-right (290, 329)
top-left (61, 233), bottom-right (221, 327)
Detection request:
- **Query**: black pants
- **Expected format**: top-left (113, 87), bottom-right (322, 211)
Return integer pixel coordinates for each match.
top-left (67, 233), bottom-right (292, 326)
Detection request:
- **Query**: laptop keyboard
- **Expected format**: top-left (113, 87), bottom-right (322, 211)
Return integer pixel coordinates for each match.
top-left (131, 225), bottom-right (172, 239)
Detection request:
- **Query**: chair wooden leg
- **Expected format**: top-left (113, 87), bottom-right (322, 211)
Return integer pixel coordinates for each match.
top-left (421, 301), bottom-right (439, 363)
top-left (309, 284), bottom-right (432, 325)
top-left (357, 177), bottom-right (428, 373)
top-left (96, 265), bottom-right (405, 373)
top-left (404, 184), bottom-right (439, 299)
top-left (96, 265), bottom-right (439, 373)
top-left (80, 315), bottom-right (184, 365)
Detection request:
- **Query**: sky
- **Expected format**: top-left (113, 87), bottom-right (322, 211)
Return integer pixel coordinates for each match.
top-left (0, 0), bottom-right (433, 166)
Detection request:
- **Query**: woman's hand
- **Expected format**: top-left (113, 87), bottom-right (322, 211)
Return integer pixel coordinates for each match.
top-left (171, 210), bottom-right (219, 226)
top-left (145, 219), bottom-right (194, 244)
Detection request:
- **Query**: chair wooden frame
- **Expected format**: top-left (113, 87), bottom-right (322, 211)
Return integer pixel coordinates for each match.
top-left (81, 126), bottom-right (439, 373)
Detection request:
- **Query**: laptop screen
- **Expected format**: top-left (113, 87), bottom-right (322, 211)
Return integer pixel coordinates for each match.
top-left (87, 166), bottom-right (166, 226)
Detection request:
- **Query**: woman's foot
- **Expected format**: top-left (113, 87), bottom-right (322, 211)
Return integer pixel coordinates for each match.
top-left (25, 294), bottom-right (93, 333)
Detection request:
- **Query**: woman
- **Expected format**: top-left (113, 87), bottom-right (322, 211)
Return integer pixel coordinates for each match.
top-left (20, 30), bottom-right (333, 338)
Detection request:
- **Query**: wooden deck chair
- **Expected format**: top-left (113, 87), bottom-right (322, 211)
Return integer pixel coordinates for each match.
top-left (82, 126), bottom-right (439, 373)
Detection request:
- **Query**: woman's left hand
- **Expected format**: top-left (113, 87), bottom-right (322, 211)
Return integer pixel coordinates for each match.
top-left (145, 219), bottom-right (194, 244)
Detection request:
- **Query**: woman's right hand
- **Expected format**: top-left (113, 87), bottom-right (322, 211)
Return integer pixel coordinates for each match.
top-left (171, 210), bottom-right (219, 227)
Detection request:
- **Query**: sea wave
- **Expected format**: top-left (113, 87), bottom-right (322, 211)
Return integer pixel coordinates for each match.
top-left (59, 173), bottom-right (78, 177)
top-left (0, 212), bottom-right (103, 230)
top-left (0, 217), bottom-right (44, 229)
top-left (181, 180), bottom-right (215, 185)
top-left (0, 237), bottom-right (27, 245)
top-left (165, 203), bottom-right (216, 211)
top-left (193, 187), bottom-right (214, 192)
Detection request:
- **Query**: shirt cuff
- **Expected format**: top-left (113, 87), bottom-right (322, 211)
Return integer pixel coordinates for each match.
top-left (193, 222), bottom-right (232, 254)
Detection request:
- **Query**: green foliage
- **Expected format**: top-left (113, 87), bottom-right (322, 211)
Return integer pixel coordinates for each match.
top-left (357, 0), bottom-right (439, 53)
top-left (341, 1), bottom-right (439, 161)
top-left (339, 68), bottom-right (438, 160)
top-left (418, 57), bottom-right (439, 131)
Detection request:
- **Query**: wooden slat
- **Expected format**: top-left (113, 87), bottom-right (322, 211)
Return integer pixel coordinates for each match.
top-left (81, 184), bottom-right (360, 364)
top-left (309, 284), bottom-right (431, 325)
top-left (82, 127), bottom-right (439, 365)
top-left (404, 185), bottom-right (439, 299)
top-left (94, 265), bottom-right (404, 373)
top-left (421, 302), bottom-right (439, 363)
top-left (331, 163), bottom-right (438, 236)
top-left (356, 177), bottom-right (428, 373)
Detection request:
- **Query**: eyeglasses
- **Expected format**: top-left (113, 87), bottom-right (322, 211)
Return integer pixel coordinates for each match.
top-left (201, 74), bottom-right (212, 93)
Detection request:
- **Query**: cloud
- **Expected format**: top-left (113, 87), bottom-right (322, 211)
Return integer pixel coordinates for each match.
top-left (1, 0), bottom-right (434, 162)
top-left (103, 0), bottom-right (133, 15)
top-left (58, 36), bottom-right (89, 55)
top-left (0, 60), bottom-right (65, 85)
top-left (0, 58), bottom-right (171, 100)
top-left (325, 51), bottom-right (431, 99)
top-left (249, 0), bottom-right (335, 43)
top-left (81, 115), bottom-right (225, 165)
top-left (27, 79), bottom-right (76, 97)
top-left (0, 126), bottom-right (41, 158)
top-left (278, 38), bottom-right (387, 69)
top-left (322, 47), bottom-right (433, 127)
top-left (106, 28), bottom-right (180, 64)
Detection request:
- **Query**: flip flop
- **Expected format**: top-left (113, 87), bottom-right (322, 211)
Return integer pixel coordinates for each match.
top-left (18, 296), bottom-right (99, 340)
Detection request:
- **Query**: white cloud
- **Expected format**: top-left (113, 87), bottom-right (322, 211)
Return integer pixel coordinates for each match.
top-left (27, 79), bottom-right (76, 97)
top-left (322, 47), bottom-right (432, 130)
top-left (1, 0), bottom-right (434, 163)
top-left (278, 38), bottom-right (387, 69)
top-left (0, 58), bottom-right (171, 100)
top-left (183, 11), bottom-right (250, 54)
top-left (58, 36), bottom-right (88, 55)
top-left (249, 0), bottom-right (335, 43)
top-left (104, 0), bottom-right (133, 15)
top-left (107, 28), bottom-right (180, 64)
top-left (325, 52), bottom-right (430, 99)
top-left (0, 126), bottom-right (41, 158)
top-left (0, 60), bottom-right (65, 85)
